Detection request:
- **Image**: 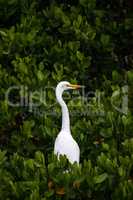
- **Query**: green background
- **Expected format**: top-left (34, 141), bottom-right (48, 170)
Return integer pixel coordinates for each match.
top-left (0, 0), bottom-right (133, 199)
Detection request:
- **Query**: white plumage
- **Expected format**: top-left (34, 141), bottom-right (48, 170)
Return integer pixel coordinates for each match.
top-left (54, 81), bottom-right (81, 164)
top-left (54, 130), bottom-right (80, 164)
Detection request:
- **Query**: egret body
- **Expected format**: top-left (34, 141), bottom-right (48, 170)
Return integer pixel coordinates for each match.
top-left (54, 81), bottom-right (81, 164)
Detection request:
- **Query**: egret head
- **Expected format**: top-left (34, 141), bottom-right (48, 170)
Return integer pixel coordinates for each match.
top-left (56, 81), bottom-right (82, 95)
top-left (56, 81), bottom-right (81, 91)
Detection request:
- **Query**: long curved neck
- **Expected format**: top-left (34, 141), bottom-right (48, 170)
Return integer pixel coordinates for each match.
top-left (61, 100), bottom-right (70, 132)
top-left (56, 91), bottom-right (70, 133)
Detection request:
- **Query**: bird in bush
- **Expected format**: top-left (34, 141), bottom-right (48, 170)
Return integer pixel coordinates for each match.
top-left (54, 81), bottom-right (82, 164)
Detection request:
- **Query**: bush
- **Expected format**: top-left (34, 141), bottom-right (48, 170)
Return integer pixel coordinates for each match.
top-left (0, 0), bottom-right (133, 199)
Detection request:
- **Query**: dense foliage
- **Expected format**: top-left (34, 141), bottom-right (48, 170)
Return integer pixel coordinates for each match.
top-left (0, 0), bottom-right (133, 199)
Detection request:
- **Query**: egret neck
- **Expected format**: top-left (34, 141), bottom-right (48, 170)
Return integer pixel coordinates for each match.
top-left (56, 88), bottom-right (70, 133)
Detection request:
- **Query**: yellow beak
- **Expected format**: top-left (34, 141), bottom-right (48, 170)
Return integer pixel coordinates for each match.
top-left (68, 84), bottom-right (83, 89)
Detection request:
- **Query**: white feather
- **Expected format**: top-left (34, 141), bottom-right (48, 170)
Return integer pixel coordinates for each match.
top-left (54, 81), bottom-right (80, 164)
top-left (54, 130), bottom-right (80, 164)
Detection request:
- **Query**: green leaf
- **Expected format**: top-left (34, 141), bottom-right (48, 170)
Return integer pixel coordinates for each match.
top-left (35, 151), bottom-right (45, 165)
top-left (26, 159), bottom-right (34, 170)
top-left (94, 173), bottom-right (108, 184)
top-left (100, 34), bottom-right (110, 46)
top-left (76, 51), bottom-right (84, 61)
top-left (79, 0), bottom-right (96, 8)
top-left (0, 150), bottom-right (7, 166)
top-left (112, 70), bottom-right (120, 81)
top-left (37, 70), bottom-right (44, 81)
top-left (100, 127), bottom-right (112, 138)
top-left (127, 70), bottom-right (133, 85)
top-left (22, 120), bottom-right (35, 138)
top-left (102, 143), bottom-right (109, 151)
top-left (77, 15), bottom-right (82, 27)
top-left (19, 62), bottom-right (28, 74)
top-left (45, 190), bottom-right (54, 198)
top-left (0, 30), bottom-right (7, 37)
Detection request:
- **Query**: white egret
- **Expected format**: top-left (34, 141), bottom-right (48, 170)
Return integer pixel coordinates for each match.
top-left (54, 81), bottom-right (82, 164)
